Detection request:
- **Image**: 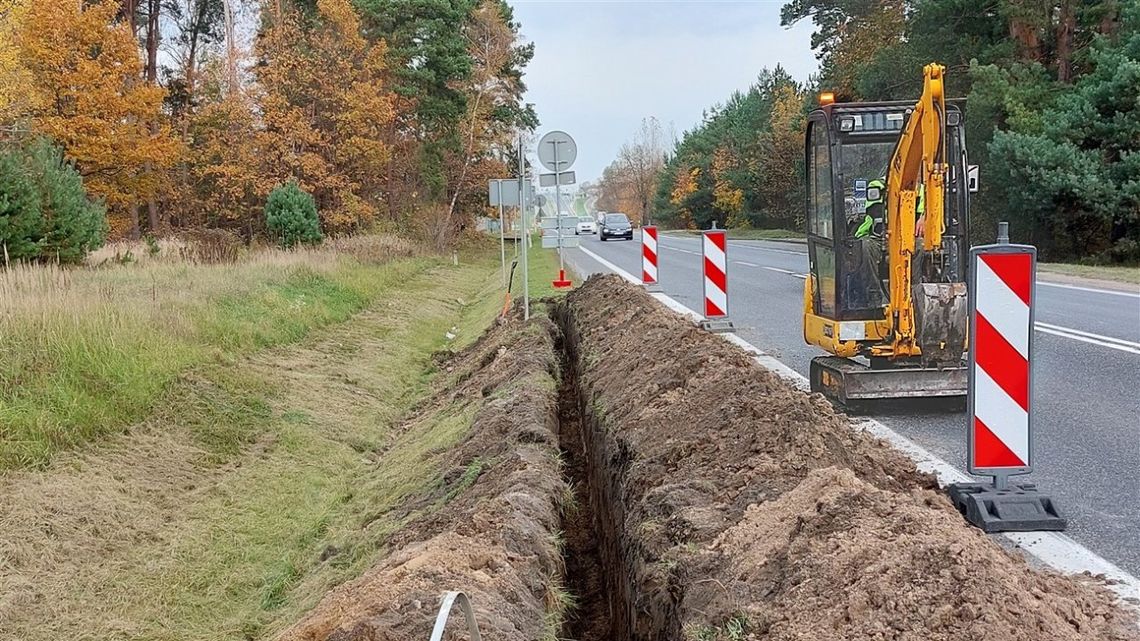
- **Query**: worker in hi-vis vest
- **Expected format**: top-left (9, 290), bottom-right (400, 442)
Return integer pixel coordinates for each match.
top-left (852, 179), bottom-right (886, 307)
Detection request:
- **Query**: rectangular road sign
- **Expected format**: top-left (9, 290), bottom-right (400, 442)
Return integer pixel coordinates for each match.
top-left (541, 235), bottom-right (580, 249)
top-left (488, 179), bottom-right (534, 206)
top-left (642, 225), bottom-right (658, 286)
top-left (539, 171), bottom-right (576, 187)
top-left (540, 217), bottom-right (577, 231)
top-left (967, 243), bottom-right (1036, 480)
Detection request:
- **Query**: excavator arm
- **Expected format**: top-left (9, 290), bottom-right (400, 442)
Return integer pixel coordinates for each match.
top-left (881, 63), bottom-right (963, 362)
top-left (887, 63), bottom-right (948, 252)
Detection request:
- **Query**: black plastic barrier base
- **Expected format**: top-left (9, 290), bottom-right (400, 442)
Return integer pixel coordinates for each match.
top-left (699, 318), bottom-right (735, 333)
top-left (946, 482), bottom-right (1068, 533)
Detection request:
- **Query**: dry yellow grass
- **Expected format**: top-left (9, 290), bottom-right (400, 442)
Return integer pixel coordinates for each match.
top-left (1038, 262), bottom-right (1140, 285)
top-left (0, 239), bottom-right (506, 640)
top-left (0, 235), bottom-right (421, 468)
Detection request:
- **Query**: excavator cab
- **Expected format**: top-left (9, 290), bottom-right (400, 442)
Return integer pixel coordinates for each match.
top-left (803, 74), bottom-right (972, 408)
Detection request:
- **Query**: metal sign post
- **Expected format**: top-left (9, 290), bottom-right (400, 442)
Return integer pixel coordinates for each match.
top-left (946, 221), bottom-right (1065, 533)
top-left (519, 134), bottom-right (529, 321)
top-left (539, 131), bottom-right (576, 289)
top-left (495, 181), bottom-right (506, 283)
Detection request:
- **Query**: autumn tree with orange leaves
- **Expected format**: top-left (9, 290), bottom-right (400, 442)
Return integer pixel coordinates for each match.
top-left (0, 0), bottom-right (32, 125)
top-left (1, 0), bottom-right (537, 253)
top-left (16, 0), bottom-right (181, 238)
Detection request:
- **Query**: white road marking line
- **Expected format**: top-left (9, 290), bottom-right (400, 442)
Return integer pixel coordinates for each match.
top-left (722, 260), bottom-right (809, 281)
top-left (598, 243), bottom-right (1136, 353)
top-left (574, 243), bottom-right (1140, 607)
top-left (1036, 325), bottom-right (1140, 355)
top-left (760, 266), bottom-right (798, 276)
top-left (1036, 322), bottom-right (1140, 349)
top-left (1038, 281), bottom-right (1140, 298)
top-left (661, 234), bottom-right (809, 256)
top-left (734, 244), bottom-right (806, 256)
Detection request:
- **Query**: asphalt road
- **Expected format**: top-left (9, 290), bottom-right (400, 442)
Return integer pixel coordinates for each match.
top-left (562, 229), bottom-right (1140, 576)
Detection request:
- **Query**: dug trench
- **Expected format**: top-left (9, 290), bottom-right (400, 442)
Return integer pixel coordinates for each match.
top-left (553, 275), bottom-right (1138, 641)
top-left (286, 275), bottom-right (1138, 641)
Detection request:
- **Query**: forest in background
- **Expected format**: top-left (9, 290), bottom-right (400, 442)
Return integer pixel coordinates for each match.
top-left (603, 1), bottom-right (1137, 263)
top-left (0, 0), bottom-right (536, 261)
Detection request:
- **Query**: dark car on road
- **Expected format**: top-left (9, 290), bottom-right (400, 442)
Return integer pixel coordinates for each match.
top-left (600, 213), bottom-right (633, 241)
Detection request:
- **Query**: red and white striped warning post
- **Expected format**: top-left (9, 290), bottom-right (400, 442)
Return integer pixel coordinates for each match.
top-left (641, 225), bottom-right (659, 290)
top-left (968, 244), bottom-right (1035, 480)
top-left (700, 230), bottom-right (734, 332)
top-left (948, 225), bottom-right (1065, 533)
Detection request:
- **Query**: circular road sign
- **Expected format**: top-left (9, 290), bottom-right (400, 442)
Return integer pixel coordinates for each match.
top-left (538, 130), bottom-right (577, 173)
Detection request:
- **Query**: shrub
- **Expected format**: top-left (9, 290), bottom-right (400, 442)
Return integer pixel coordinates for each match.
top-left (0, 138), bottom-right (106, 264)
top-left (265, 181), bottom-right (322, 248)
top-left (0, 147), bottom-right (43, 261)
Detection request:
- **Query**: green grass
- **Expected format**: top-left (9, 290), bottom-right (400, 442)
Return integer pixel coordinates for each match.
top-left (1038, 262), bottom-right (1140, 285)
top-left (0, 244), bottom-right (429, 469)
top-left (0, 245), bottom-right (513, 641)
top-left (527, 233), bottom-right (574, 299)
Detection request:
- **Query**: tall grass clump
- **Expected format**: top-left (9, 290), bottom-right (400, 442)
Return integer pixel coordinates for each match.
top-left (0, 236), bottom-right (432, 469)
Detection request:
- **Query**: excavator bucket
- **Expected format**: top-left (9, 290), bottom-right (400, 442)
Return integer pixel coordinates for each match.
top-left (913, 282), bottom-right (968, 366)
top-left (809, 283), bottom-right (968, 411)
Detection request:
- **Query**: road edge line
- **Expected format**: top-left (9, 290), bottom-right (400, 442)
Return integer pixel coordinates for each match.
top-left (576, 244), bottom-right (1140, 606)
top-left (1037, 280), bottom-right (1140, 298)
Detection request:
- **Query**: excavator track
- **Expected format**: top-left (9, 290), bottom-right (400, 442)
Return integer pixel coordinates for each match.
top-left (809, 356), bottom-right (966, 412)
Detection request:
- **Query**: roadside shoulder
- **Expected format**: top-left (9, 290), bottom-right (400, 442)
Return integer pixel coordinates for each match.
top-left (1037, 268), bottom-right (1140, 294)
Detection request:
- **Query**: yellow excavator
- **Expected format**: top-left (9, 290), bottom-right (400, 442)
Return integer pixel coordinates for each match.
top-left (802, 64), bottom-right (976, 407)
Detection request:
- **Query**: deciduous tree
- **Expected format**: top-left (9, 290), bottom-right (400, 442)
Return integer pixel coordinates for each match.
top-left (0, 0), bottom-right (32, 126)
top-left (17, 0), bottom-right (181, 238)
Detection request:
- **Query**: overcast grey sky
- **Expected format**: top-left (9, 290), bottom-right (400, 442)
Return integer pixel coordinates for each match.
top-left (513, 1), bottom-right (820, 186)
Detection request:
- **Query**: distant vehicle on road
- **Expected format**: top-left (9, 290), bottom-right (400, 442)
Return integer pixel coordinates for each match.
top-left (600, 213), bottom-right (633, 241)
top-left (576, 217), bottom-right (597, 235)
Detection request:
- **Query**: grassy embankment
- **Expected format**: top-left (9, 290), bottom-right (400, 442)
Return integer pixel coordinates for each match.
top-left (0, 235), bottom-right (420, 468)
top-left (1038, 262), bottom-right (1140, 285)
top-left (0, 235), bottom-right (566, 640)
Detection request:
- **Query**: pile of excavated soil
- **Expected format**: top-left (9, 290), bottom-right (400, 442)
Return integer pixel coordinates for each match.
top-left (561, 275), bottom-right (1137, 641)
top-left (277, 314), bottom-right (567, 641)
top-left (709, 468), bottom-right (1129, 640)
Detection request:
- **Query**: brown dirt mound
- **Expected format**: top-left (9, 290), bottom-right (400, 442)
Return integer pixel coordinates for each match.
top-left (708, 467), bottom-right (1129, 640)
top-left (561, 274), bottom-right (1137, 641)
top-left (277, 313), bottom-right (567, 641)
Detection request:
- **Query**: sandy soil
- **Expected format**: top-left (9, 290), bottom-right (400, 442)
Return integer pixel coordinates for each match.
top-left (561, 274), bottom-right (1138, 641)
